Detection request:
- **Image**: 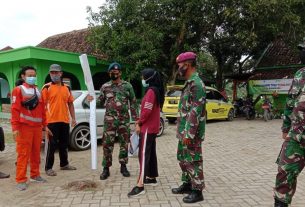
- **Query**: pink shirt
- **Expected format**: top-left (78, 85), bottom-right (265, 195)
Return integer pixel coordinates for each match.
top-left (138, 89), bottom-right (160, 134)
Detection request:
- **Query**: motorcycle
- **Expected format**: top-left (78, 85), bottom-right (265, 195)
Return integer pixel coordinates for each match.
top-left (262, 101), bottom-right (273, 121)
top-left (233, 98), bottom-right (244, 117)
top-left (243, 98), bottom-right (255, 120)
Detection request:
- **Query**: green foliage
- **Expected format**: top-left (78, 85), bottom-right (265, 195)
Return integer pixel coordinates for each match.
top-left (203, 0), bottom-right (305, 89)
top-left (87, 0), bottom-right (305, 87)
top-left (197, 51), bottom-right (217, 76)
top-left (87, 0), bottom-right (208, 82)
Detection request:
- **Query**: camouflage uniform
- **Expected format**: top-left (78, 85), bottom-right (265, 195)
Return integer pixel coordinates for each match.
top-left (176, 72), bottom-right (206, 191)
top-left (274, 67), bottom-right (305, 204)
top-left (99, 80), bottom-right (138, 168)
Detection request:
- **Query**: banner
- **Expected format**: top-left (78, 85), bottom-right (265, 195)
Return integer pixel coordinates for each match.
top-left (249, 79), bottom-right (293, 95)
top-left (79, 54), bottom-right (97, 170)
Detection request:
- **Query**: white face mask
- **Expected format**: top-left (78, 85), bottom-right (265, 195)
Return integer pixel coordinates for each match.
top-left (142, 79), bottom-right (149, 87)
top-left (142, 71), bottom-right (156, 87)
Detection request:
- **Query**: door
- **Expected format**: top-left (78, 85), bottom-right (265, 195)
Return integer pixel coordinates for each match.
top-left (206, 89), bottom-right (220, 120)
top-left (212, 90), bottom-right (228, 118)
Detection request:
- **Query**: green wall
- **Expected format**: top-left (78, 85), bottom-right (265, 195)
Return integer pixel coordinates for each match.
top-left (0, 46), bottom-right (110, 91)
top-left (0, 47), bottom-right (110, 111)
top-left (0, 46), bottom-right (143, 112)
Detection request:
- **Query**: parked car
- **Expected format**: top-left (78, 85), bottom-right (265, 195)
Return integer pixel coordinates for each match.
top-left (70, 91), bottom-right (168, 151)
top-left (162, 86), bottom-right (234, 122)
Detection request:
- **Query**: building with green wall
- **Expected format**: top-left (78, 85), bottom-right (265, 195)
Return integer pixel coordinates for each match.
top-left (1, 46), bottom-right (112, 88)
top-left (0, 46), bottom-right (113, 111)
top-left (0, 28), bottom-right (144, 112)
top-left (0, 46), bottom-right (142, 112)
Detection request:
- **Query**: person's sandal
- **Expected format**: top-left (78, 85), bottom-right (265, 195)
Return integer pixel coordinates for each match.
top-left (46, 169), bottom-right (57, 176)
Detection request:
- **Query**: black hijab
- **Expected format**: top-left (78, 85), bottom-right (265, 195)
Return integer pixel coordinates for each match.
top-left (141, 68), bottom-right (165, 109)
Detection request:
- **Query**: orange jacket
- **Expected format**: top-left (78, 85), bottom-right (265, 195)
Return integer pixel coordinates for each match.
top-left (11, 83), bottom-right (46, 131)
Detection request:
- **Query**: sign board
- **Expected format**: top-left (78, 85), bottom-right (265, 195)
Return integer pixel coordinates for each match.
top-left (249, 79), bottom-right (293, 95)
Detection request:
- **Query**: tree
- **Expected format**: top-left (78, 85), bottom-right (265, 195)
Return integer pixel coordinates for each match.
top-left (87, 0), bottom-right (209, 82)
top-left (202, 0), bottom-right (305, 89)
top-left (88, 0), bottom-right (305, 88)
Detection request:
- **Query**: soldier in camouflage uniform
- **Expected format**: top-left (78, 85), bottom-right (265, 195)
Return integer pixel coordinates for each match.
top-left (171, 52), bottom-right (206, 203)
top-left (274, 67), bottom-right (305, 207)
top-left (98, 62), bottom-right (138, 180)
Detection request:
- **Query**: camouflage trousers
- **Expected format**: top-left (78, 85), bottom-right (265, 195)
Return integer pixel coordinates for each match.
top-left (102, 121), bottom-right (130, 168)
top-left (177, 138), bottom-right (205, 191)
top-left (274, 139), bottom-right (305, 204)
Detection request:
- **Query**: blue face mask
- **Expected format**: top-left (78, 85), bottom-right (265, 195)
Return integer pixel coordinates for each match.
top-left (51, 75), bottom-right (61, 83)
top-left (142, 79), bottom-right (149, 87)
top-left (25, 77), bottom-right (36, 85)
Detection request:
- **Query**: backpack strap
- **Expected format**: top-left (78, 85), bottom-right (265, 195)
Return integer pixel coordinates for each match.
top-left (42, 82), bottom-right (52, 91)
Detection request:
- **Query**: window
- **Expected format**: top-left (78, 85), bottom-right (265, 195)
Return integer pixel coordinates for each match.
top-left (213, 91), bottom-right (225, 101)
top-left (166, 89), bottom-right (182, 97)
top-left (72, 91), bottom-right (82, 100)
top-left (82, 92), bottom-right (105, 109)
top-left (206, 90), bottom-right (215, 100)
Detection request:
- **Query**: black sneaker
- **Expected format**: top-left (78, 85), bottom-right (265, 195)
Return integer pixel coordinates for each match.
top-left (128, 186), bottom-right (145, 197)
top-left (144, 178), bottom-right (158, 186)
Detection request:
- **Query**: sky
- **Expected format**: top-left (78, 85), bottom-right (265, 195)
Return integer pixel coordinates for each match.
top-left (0, 0), bottom-right (106, 49)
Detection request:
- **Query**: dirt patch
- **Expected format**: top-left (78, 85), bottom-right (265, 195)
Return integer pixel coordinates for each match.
top-left (62, 180), bottom-right (98, 191)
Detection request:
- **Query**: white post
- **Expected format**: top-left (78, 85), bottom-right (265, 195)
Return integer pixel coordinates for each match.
top-left (79, 54), bottom-right (97, 170)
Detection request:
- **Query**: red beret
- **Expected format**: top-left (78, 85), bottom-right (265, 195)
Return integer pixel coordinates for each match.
top-left (176, 52), bottom-right (197, 63)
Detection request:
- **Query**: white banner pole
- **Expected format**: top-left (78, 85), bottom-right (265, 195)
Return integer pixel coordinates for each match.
top-left (79, 54), bottom-right (97, 170)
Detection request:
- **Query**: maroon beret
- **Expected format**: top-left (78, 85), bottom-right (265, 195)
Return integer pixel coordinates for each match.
top-left (176, 52), bottom-right (197, 63)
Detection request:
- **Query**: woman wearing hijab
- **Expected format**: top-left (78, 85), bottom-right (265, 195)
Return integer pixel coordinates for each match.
top-left (128, 68), bottom-right (165, 197)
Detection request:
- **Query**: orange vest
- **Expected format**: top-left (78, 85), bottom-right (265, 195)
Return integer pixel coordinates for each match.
top-left (11, 83), bottom-right (46, 131)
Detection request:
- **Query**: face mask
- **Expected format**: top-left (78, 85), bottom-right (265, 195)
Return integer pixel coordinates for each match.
top-left (25, 77), bottom-right (36, 85)
top-left (142, 79), bottom-right (149, 87)
top-left (51, 75), bottom-right (61, 83)
top-left (178, 65), bottom-right (188, 77)
top-left (142, 71), bottom-right (157, 87)
top-left (110, 73), bottom-right (119, 81)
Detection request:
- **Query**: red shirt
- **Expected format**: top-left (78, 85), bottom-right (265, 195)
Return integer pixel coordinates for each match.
top-left (138, 89), bottom-right (160, 134)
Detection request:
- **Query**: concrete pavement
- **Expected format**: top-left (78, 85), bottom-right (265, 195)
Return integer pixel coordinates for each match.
top-left (0, 118), bottom-right (304, 207)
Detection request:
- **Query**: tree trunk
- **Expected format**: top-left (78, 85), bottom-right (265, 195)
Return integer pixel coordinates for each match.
top-left (216, 62), bottom-right (224, 90)
top-left (168, 21), bottom-right (186, 84)
top-left (169, 65), bottom-right (177, 85)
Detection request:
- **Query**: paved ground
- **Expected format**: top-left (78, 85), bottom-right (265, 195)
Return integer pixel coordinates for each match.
top-left (0, 118), bottom-right (305, 207)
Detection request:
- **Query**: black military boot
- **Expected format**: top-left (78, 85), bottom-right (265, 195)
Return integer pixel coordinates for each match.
top-left (171, 182), bottom-right (192, 194)
top-left (182, 190), bottom-right (204, 203)
top-left (120, 164), bottom-right (130, 177)
top-left (100, 167), bottom-right (110, 180)
top-left (274, 198), bottom-right (288, 207)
